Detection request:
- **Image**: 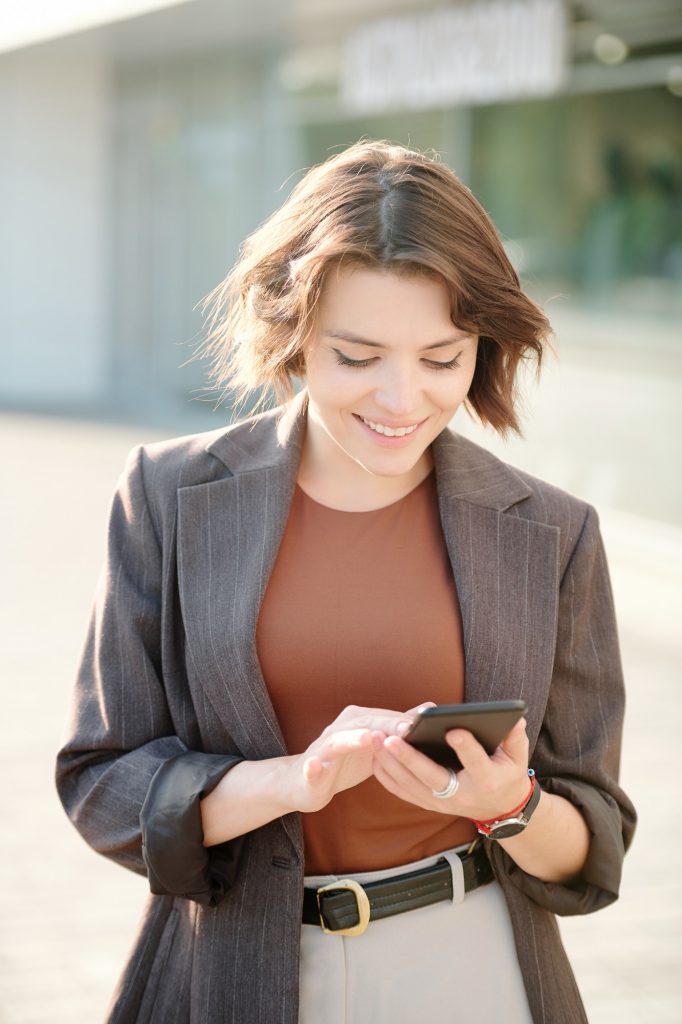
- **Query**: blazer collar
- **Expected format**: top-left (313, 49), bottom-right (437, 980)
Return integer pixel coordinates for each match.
top-left (204, 389), bottom-right (306, 477)
top-left (205, 387), bottom-right (532, 512)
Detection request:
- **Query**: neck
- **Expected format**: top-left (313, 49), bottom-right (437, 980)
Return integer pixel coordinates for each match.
top-left (296, 417), bottom-right (434, 512)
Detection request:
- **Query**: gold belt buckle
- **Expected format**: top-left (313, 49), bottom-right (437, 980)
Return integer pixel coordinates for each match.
top-left (316, 878), bottom-right (371, 937)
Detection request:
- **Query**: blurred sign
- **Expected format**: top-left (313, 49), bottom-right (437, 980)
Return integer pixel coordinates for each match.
top-left (341, 0), bottom-right (566, 113)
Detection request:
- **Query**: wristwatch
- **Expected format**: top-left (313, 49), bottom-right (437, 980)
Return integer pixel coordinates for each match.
top-left (474, 771), bottom-right (542, 840)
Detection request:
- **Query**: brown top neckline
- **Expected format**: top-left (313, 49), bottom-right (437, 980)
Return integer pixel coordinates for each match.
top-left (295, 468), bottom-right (435, 515)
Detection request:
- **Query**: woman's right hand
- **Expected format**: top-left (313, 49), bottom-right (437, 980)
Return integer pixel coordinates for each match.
top-left (201, 702), bottom-right (435, 846)
top-left (281, 703), bottom-right (433, 813)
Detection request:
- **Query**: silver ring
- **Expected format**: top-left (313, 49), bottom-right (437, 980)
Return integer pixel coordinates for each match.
top-left (431, 768), bottom-right (459, 799)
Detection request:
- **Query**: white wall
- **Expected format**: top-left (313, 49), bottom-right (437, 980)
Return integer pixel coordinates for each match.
top-left (0, 49), bottom-right (111, 405)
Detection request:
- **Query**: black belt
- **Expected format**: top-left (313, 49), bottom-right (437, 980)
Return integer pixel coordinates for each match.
top-left (302, 841), bottom-right (493, 937)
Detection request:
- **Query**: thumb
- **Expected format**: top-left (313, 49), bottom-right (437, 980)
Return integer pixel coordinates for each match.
top-left (303, 754), bottom-right (343, 785)
top-left (498, 717), bottom-right (528, 764)
top-left (302, 756), bottom-right (326, 783)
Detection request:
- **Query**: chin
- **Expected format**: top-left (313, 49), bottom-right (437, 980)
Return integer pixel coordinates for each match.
top-left (356, 453), bottom-right (424, 477)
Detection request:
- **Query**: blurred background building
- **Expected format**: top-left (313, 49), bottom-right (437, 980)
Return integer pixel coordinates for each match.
top-left (1, 0), bottom-right (680, 526)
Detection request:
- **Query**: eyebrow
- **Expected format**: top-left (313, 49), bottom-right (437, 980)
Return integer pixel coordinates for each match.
top-left (323, 329), bottom-right (470, 352)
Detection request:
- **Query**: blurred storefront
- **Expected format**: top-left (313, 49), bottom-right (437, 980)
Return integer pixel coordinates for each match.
top-left (1, 1), bottom-right (680, 513)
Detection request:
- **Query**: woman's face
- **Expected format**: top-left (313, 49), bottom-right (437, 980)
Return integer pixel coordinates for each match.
top-left (302, 265), bottom-right (479, 487)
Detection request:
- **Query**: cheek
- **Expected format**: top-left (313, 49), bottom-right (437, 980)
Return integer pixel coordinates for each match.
top-left (430, 374), bottom-right (472, 412)
top-left (307, 367), bottom-right (365, 415)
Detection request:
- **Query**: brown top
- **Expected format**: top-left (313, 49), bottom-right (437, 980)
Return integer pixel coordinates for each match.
top-left (256, 470), bottom-right (477, 873)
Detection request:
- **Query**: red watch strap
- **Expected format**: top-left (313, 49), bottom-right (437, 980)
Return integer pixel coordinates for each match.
top-left (469, 771), bottom-right (537, 831)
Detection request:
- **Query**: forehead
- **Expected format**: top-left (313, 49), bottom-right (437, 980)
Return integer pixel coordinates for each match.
top-left (317, 265), bottom-right (452, 325)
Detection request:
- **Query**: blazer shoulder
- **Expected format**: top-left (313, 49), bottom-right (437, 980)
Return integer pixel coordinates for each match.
top-left (443, 430), bottom-right (592, 533)
top-left (123, 405), bottom-right (281, 531)
top-left (509, 464), bottom-right (595, 574)
top-left (445, 432), bottom-right (593, 569)
top-left (511, 464), bottom-right (591, 525)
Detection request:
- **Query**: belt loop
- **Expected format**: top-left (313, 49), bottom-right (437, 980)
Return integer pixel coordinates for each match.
top-left (441, 849), bottom-right (466, 905)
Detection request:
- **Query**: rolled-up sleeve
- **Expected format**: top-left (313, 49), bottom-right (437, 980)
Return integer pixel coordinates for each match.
top-left (490, 504), bottom-right (637, 916)
top-left (55, 444), bottom-right (244, 907)
top-left (140, 751), bottom-right (244, 906)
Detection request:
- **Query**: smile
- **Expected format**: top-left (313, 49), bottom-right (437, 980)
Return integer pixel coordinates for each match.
top-left (360, 417), bottom-right (420, 437)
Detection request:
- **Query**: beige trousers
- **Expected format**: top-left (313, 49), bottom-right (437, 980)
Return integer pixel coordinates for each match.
top-left (300, 844), bottom-right (533, 1024)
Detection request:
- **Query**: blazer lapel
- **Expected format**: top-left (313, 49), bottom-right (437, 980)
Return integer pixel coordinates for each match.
top-left (433, 430), bottom-right (561, 749)
top-left (177, 392), bottom-right (307, 762)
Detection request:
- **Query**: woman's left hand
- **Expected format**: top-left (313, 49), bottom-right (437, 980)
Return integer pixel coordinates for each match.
top-left (371, 717), bottom-right (532, 820)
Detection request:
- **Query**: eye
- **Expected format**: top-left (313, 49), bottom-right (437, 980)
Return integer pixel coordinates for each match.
top-left (424, 354), bottom-right (462, 371)
top-left (333, 350), bottom-right (375, 369)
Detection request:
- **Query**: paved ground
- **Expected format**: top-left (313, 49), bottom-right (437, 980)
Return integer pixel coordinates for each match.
top-left (1, 408), bottom-right (680, 1023)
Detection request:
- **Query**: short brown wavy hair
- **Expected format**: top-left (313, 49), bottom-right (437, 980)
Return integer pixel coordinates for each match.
top-left (198, 138), bottom-right (551, 435)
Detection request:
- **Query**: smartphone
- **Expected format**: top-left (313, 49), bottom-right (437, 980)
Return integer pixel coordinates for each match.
top-left (403, 700), bottom-right (528, 771)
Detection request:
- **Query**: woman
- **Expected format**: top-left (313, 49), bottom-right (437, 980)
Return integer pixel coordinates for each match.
top-left (56, 139), bottom-right (635, 1024)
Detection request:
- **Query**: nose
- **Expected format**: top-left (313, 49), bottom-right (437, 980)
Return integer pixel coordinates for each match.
top-left (374, 361), bottom-right (421, 418)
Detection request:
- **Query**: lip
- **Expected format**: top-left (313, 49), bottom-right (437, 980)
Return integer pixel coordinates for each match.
top-left (353, 413), bottom-right (426, 447)
top-left (355, 415), bottom-right (425, 430)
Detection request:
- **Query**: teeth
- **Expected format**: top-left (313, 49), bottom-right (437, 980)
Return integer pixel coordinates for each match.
top-left (361, 417), bottom-right (419, 437)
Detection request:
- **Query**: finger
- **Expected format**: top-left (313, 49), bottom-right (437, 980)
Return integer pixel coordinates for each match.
top-left (380, 716), bottom-right (419, 737)
top-left (338, 705), bottom-right (416, 723)
top-left (404, 701), bottom-right (437, 715)
top-left (320, 728), bottom-right (373, 756)
top-left (373, 759), bottom-right (423, 807)
top-left (372, 759), bottom-right (404, 799)
top-left (445, 728), bottom-right (492, 777)
top-left (373, 746), bottom-right (454, 812)
top-left (497, 718), bottom-right (529, 764)
top-left (373, 746), bottom-right (424, 797)
top-left (380, 735), bottom-right (453, 793)
top-left (337, 710), bottom-right (416, 737)
top-left (390, 701), bottom-right (437, 737)
top-left (371, 730), bottom-right (388, 750)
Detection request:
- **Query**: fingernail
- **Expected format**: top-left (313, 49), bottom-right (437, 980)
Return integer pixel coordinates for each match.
top-left (396, 721), bottom-right (410, 736)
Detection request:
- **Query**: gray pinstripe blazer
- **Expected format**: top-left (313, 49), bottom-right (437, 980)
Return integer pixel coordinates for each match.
top-left (56, 388), bottom-right (635, 1024)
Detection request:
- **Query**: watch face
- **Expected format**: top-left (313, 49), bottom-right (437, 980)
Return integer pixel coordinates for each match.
top-left (485, 818), bottom-right (527, 839)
